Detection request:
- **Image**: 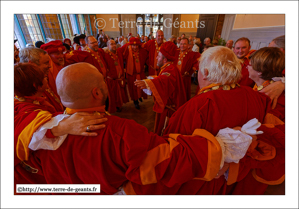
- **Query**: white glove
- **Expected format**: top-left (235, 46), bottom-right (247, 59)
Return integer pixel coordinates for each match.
top-left (215, 118), bottom-right (263, 169)
top-left (241, 118), bottom-right (264, 135)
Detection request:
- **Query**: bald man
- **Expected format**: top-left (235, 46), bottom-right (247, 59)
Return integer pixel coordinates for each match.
top-left (142, 30), bottom-right (165, 75)
top-left (102, 39), bottom-right (129, 113)
top-left (268, 35), bottom-right (285, 53)
top-left (226, 40), bottom-right (233, 49)
top-left (22, 62), bottom-right (235, 195)
top-left (84, 35), bottom-right (108, 78)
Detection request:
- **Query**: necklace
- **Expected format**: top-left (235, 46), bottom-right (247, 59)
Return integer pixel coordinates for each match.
top-left (155, 41), bottom-right (162, 55)
top-left (132, 50), bottom-right (140, 63)
top-left (87, 47), bottom-right (104, 68)
top-left (45, 88), bottom-right (61, 104)
top-left (14, 95), bottom-right (41, 105)
top-left (197, 83), bottom-right (240, 95)
top-left (178, 51), bottom-right (188, 65)
top-left (108, 50), bottom-right (119, 66)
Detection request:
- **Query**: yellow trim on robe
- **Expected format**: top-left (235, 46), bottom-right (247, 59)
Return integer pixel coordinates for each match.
top-left (192, 129), bottom-right (222, 181)
top-left (263, 113), bottom-right (284, 126)
top-left (226, 162), bottom-right (240, 185)
top-left (246, 140), bottom-right (276, 161)
top-left (123, 181), bottom-right (136, 195)
top-left (251, 169), bottom-right (285, 185)
top-left (16, 110), bottom-right (53, 161)
top-left (139, 135), bottom-right (180, 185)
top-left (145, 79), bottom-right (165, 111)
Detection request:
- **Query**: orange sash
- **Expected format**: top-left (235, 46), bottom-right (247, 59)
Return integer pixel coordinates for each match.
top-left (127, 46), bottom-right (142, 98)
top-left (126, 45), bottom-right (134, 76)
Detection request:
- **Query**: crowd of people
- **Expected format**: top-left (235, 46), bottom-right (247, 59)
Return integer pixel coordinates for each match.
top-left (14, 29), bottom-right (285, 195)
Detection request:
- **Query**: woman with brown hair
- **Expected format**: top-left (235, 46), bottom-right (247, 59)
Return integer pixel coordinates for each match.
top-left (14, 63), bottom-right (56, 112)
top-left (248, 47), bottom-right (285, 122)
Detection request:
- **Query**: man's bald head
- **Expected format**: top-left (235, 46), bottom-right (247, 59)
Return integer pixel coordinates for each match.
top-left (56, 63), bottom-right (108, 109)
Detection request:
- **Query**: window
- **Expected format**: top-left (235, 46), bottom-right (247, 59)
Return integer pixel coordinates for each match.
top-left (137, 17), bottom-right (143, 23)
top-left (137, 25), bottom-right (143, 36)
top-left (17, 14), bottom-right (44, 45)
top-left (59, 14), bottom-right (73, 39)
top-left (136, 14), bottom-right (163, 37)
top-left (89, 14), bottom-right (97, 36)
top-left (39, 14), bottom-right (63, 41)
top-left (153, 14), bottom-right (159, 23)
top-left (14, 16), bottom-right (26, 48)
top-left (78, 14), bottom-right (87, 34)
top-left (145, 25), bottom-right (151, 37)
top-left (145, 14), bottom-right (151, 22)
top-left (83, 15), bottom-right (93, 36)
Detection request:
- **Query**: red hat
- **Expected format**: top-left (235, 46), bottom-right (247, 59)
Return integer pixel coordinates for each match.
top-left (129, 37), bottom-right (141, 46)
top-left (128, 33), bottom-right (132, 36)
top-left (40, 40), bottom-right (64, 54)
top-left (159, 41), bottom-right (177, 61)
top-left (63, 38), bottom-right (71, 45)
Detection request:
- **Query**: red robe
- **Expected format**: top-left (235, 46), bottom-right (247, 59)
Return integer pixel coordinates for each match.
top-left (15, 105), bottom-right (224, 195)
top-left (121, 43), bottom-right (148, 101)
top-left (14, 101), bottom-right (57, 194)
top-left (145, 62), bottom-right (187, 136)
top-left (174, 50), bottom-right (201, 100)
top-left (238, 50), bottom-right (256, 87)
top-left (160, 85), bottom-right (285, 195)
top-left (84, 47), bottom-right (108, 78)
top-left (142, 40), bottom-right (164, 76)
top-left (103, 49), bottom-right (129, 113)
top-left (257, 91), bottom-right (285, 123)
top-left (269, 91), bottom-right (285, 122)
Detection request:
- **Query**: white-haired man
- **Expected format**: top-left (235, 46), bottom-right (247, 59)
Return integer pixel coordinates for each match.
top-left (204, 37), bottom-right (211, 46)
top-left (161, 46), bottom-right (285, 195)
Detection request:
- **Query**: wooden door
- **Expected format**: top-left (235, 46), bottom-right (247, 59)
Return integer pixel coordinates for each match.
top-left (196, 14), bottom-right (219, 42)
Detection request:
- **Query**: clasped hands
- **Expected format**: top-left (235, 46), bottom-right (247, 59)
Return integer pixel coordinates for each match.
top-left (214, 126), bottom-right (257, 179)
